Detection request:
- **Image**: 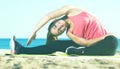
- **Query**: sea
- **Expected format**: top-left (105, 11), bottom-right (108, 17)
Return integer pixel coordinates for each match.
top-left (0, 38), bottom-right (120, 51)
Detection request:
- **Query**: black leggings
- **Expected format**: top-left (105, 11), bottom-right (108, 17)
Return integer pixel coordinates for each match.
top-left (18, 35), bottom-right (118, 55)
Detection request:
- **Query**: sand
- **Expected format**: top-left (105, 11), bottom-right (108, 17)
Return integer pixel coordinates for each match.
top-left (0, 49), bottom-right (120, 69)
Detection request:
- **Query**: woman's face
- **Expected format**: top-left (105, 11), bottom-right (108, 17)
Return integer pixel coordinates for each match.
top-left (50, 20), bottom-right (67, 36)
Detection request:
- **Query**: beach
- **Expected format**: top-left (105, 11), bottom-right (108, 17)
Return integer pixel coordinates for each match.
top-left (0, 49), bottom-right (120, 69)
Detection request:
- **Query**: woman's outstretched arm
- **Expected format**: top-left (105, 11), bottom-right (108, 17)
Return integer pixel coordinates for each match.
top-left (66, 31), bottom-right (109, 47)
top-left (27, 5), bottom-right (74, 45)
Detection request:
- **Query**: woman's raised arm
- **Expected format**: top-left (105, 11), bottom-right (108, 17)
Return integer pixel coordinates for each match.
top-left (33, 5), bottom-right (74, 33)
top-left (27, 5), bottom-right (74, 46)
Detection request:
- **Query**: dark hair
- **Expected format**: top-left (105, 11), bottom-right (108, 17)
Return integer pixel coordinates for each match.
top-left (46, 15), bottom-right (67, 44)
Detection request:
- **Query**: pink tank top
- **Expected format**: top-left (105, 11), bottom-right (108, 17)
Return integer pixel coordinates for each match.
top-left (68, 11), bottom-right (107, 40)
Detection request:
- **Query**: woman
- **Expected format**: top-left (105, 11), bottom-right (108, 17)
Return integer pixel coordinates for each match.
top-left (10, 5), bottom-right (118, 55)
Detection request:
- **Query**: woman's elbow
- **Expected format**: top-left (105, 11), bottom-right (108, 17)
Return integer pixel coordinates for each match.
top-left (77, 40), bottom-right (88, 47)
top-left (62, 5), bottom-right (75, 11)
top-left (83, 41), bottom-right (88, 46)
top-left (46, 14), bottom-right (54, 19)
top-left (85, 40), bottom-right (92, 47)
top-left (63, 5), bottom-right (74, 8)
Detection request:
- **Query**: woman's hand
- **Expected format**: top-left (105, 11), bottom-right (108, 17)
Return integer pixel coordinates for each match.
top-left (26, 32), bottom-right (36, 46)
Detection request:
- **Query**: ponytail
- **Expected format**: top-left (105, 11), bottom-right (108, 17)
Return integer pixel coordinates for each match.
top-left (46, 32), bottom-right (58, 44)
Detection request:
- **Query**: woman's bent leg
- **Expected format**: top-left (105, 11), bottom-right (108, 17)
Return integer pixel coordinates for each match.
top-left (84, 35), bottom-right (118, 55)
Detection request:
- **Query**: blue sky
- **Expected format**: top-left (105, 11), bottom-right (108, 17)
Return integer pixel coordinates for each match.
top-left (0, 0), bottom-right (120, 38)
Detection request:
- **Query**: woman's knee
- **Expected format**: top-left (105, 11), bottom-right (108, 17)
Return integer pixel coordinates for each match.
top-left (105, 35), bottom-right (118, 47)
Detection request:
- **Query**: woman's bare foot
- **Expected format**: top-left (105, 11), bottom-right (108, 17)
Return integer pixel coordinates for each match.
top-left (10, 35), bottom-right (16, 55)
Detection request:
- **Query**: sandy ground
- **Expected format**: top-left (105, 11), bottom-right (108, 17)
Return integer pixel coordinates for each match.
top-left (0, 49), bottom-right (120, 69)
